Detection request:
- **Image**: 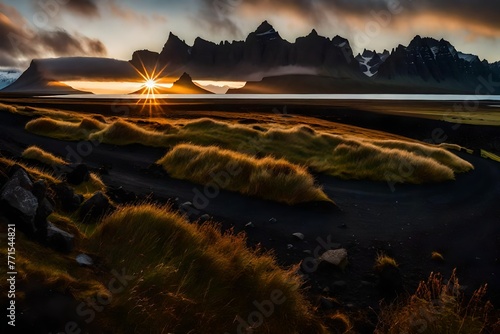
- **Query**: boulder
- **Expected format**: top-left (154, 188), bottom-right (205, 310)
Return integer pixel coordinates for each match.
top-left (32, 180), bottom-right (48, 201)
top-left (79, 191), bottom-right (113, 222)
top-left (66, 164), bottom-right (90, 185)
top-left (319, 249), bottom-right (348, 269)
top-left (9, 165), bottom-right (33, 189)
top-left (107, 186), bottom-right (137, 204)
top-left (0, 168), bottom-right (38, 235)
top-left (46, 222), bottom-right (74, 253)
top-left (199, 214), bottom-right (211, 222)
top-left (52, 183), bottom-right (82, 212)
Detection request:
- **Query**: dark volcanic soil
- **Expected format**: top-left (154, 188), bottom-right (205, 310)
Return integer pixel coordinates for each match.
top-left (1, 101), bottom-right (499, 331)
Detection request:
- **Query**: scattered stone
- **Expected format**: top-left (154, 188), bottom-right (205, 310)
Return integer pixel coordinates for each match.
top-left (79, 191), bottom-right (114, 222)
top-left (268, 218), bottom-right (277, 223)
top-left (199, 214), bottom-right (211, 222)
top-left (76, 254), bottom-right (94, 267)
top-left (53, 183), bottom-right (82, 212)
top-left (46, 222), bottom-right (74, 253)
top-left (287, 244), bottom-right (294, 250)
top-left (245, 222), bottom-right (255, 228)
top-left (107, 186), bottom-right (137, 204)
top-left (303, 250), bottom-right (312, 255)
top-left (319, 297), bottom-right (334, 310)
top-left (179, 202), bottom-right (193, 211)
top-left (319, 249), bottom-right (348, 269)
top-left (338, 223), bottom-right (348, 229)
top-left (292, 232), bottom-right (305, 241)
top-left (66, 164), bottom-right (90, 185)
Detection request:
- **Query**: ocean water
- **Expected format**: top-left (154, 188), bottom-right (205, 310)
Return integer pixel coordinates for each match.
top-left (44, 94), bottom-right (500, 101)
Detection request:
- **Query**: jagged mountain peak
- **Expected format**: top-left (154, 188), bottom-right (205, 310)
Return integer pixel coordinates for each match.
top-left (255, 20), bottom-right (275, 34)
top-left (176, 72), bottom-right (192, 83)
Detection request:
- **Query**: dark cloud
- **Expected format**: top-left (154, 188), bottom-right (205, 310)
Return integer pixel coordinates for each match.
top-left (195, 0), bottom-right (500, 39)
top-left (195, 0), bottom-right (244, 38)
top-left (64, 0), bottom-right (100, 18)
top-left (0, 3), bottom-right (106, 67)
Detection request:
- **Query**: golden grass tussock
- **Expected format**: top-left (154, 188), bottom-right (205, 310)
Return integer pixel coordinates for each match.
top-left (157, 144), bottom-right (332, 205)
top-left (25, 113), bottom-right (474, 184)
top-left (372, 140), bottom-right (473, 174)
top-left (0, 102), bottom-right (17, 114)
top-left (89, 119), bottom-right (167, 147)
top-left (376, 270), bottom-right (497, 334)
top-left (87, 204), bottom-right (328, 334)
top-left (25, 117), bottom-right (105, 141)
top-left (374, 253), bottom-right (399, 272)
top-left (21, 146), bottom-right (68, 167)
top-left (0, 156), bottom-right (61, 184)
top-left (72, 172), bottom-right (106, 197)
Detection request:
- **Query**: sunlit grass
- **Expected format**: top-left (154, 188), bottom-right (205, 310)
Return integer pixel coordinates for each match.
top-left (376, 270), bottom-right (497, 333)
top-left (374, 253), bottom-right (399, 272)
top-left (157, 144), bottom-right (332, 205)
top-left (0, 156), bottom-right (61, 184)
top-left (22, 146), bottom-right (68, 167)
top-left (26, 117), bottom-right (106, 141)
top-left (87, 203), bottom-right (328, 333)
top-left (24, 112), bottom-right (474, 184)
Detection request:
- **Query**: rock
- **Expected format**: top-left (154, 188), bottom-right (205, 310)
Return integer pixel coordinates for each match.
top-left (268, 217), bottom-right (277, 223)
top-left (303, 250), bottom-right (312, 255)
top-left (245, 222), bottom-right (255, 228)
top-left (319, 249), bottom-right (348, 269)
top-left (46, 222), bottom-right (74, 253)
top-left (34, 198), bottom-right (53, 238)
top-left (66, 164), bottom-right (90, 185)
top-left (53, 183), bottom-right (82, 212)
top-left (179, 202), bottom-right (193, 211)
top-left (0, 169), bottom-right (38, 235)
top-left (199, 214), bottom-right (211, 222)
top-left (9, 165), bottom-right (33, 189)
top-left (292, 232), bottom-right (305, 241)
top-left (287, 244), bottom-right (294, 250)
top-left (31, 180), bottom-right (48, 201)
top-left (76, 254), bottom-right (94, 267)
top-left (107, 186), bottom-right (137, 204)
top-left (79, 191), bottom-right (113, 222)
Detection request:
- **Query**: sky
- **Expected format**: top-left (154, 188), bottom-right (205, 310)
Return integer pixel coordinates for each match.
top-left (1, 0), bottom-right (499, 70)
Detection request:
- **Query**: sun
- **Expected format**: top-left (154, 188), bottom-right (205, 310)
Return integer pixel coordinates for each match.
top-left (145, 79), bottom-right (157, 89)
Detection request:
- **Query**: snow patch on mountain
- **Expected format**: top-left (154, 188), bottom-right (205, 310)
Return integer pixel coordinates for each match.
top-left (0, 70), bottom-right (22, 90)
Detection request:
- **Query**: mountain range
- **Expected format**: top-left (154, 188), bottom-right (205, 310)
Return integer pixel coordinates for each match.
top-left (2, 21), bottom-right (500, 95)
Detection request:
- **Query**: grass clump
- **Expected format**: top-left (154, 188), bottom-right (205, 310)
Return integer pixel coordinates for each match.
top-left (21, 146), bottom-right (68, 167)
top-left (26, 117), bottom-right (105, 141)
top-left (157, 144), bottom-right (332, 205)
top-left (25, 114), bottom-right (474, 184)
top-left (375, 270), bottom-right (497, 334)
top-left (89, 119), bottom-right (167, 146)
top-left (87, 204), bottom-right (328, 334)
top-left (0, 156), bottom-right (61, 184)
top-left (374, 253), bottom-right (399, 272)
